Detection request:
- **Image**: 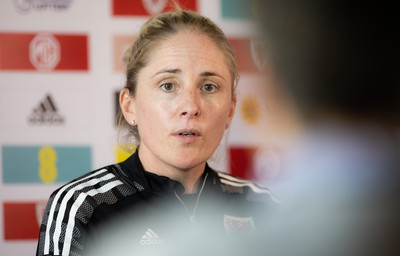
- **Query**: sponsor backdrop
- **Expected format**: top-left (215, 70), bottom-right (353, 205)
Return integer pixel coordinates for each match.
top-left (0, 0), bottom-right (293, 255)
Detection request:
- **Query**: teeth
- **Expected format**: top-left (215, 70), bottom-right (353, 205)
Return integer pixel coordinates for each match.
top-left (181, 132), bottom-right (194, 136)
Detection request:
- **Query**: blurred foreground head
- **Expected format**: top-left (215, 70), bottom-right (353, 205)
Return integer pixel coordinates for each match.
top-left (258, 0), bottom-right (400, 125)
top-left (255, 3), bottom-right (400, 255)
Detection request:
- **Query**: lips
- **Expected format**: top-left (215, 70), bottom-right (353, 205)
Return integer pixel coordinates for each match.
top-left (174, 129), bottom-right (201, 137)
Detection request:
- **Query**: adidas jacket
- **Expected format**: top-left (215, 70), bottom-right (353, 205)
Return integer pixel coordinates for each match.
top-left (36, 151), bottom-right (278, 256)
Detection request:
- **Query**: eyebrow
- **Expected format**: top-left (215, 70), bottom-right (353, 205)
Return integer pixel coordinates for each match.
top-left (152, 69), bottom-right (225, 81)
top-left (200, 71), bottom-right (226, 81)
top-left (152, 69), bottom-right (181, 77)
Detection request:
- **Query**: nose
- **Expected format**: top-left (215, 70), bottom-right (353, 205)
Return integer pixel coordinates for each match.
top-left (179, 89), bottom-right (201, 118)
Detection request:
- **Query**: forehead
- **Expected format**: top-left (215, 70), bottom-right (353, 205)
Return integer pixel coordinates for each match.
top-left (145, 29), bottom-right (230, 71)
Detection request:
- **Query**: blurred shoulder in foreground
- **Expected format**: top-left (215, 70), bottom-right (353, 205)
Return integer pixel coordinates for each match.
top-left (253, 0), bottom-right (400, 255)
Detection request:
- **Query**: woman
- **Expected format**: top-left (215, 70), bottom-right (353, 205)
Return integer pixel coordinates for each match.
top-left (36, 9), bottom-right (277, 256)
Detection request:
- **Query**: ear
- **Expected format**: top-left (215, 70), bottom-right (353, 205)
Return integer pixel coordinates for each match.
top-left (120, 88), bottom-right (136, 124)
top-left (226, 95), bottom-right (237, 129)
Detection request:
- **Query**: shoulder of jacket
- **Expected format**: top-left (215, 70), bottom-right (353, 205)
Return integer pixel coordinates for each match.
top-left (49, 165), bottom-right (129, 202)
top-left (216, 171), bottom-right (280, 203)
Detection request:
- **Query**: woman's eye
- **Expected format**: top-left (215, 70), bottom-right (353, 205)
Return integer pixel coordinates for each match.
top-left (201, 84), bottom-right (218, 93)
top-left (160, 83), bottom-right (175, 92)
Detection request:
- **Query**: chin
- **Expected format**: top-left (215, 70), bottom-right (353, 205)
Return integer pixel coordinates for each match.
top-left (173, 157), bottom-right (207, 171)
top-left (169, 147), bottom-right (214, 169)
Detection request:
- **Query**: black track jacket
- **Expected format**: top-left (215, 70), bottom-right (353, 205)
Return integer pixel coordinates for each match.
top-left (36, 151), bottom-right (278, 256)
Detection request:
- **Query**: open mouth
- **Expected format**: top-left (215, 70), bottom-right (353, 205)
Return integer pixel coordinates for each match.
top-left (179, 132), bottom-right (196, 136)
top-left (175, 129), bottom-right (200, 137)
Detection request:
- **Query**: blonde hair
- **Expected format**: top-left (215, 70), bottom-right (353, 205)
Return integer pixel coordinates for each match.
top-left (117, 9), bottom-right (238, 147)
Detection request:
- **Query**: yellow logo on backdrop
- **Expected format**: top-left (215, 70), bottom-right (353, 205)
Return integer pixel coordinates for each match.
top-left (115, 145), bottom-right (136, 163)
top-left (241, 95), bottom-right (261, 125)
top-left (38, 146), bottom-right (58, 183)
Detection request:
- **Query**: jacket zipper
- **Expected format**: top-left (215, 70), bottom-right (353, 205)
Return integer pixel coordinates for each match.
top-left (174, 173), bottom-right (209, 223)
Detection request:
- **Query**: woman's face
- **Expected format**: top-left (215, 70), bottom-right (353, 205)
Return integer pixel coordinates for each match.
top-left (123, 29), bottom-right (236, 173)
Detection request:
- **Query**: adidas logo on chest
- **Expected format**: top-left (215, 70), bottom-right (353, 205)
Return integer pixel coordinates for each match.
top-left (140, 228), bottom-right (165, 246)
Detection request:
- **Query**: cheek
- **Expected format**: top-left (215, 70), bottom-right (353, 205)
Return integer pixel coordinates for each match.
top-left (208, 102), bottom-right (233, 131)
top-left (136, 101), bottom-right (171, 129)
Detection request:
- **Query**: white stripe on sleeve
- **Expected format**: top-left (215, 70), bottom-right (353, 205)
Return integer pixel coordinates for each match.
top-left (44, 169), bottom-right (108, 254)
top-left (62, 180), bottom-right (123, 256)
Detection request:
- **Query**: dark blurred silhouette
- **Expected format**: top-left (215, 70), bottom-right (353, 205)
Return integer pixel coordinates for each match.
top-left (252, 1), bottom-right (400, 255)
top-left (257, 1), bottom-right (399, 123)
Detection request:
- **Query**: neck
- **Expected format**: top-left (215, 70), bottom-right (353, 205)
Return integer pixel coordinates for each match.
top-left (180, 171), bottom-right (203, 194)
top-left (138, 148), bottom-right (205, 194)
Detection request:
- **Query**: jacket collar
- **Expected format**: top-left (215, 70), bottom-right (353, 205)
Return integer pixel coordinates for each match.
top-left (117, 150), bottom-right (219, 195)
